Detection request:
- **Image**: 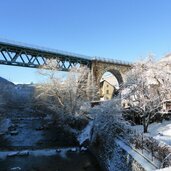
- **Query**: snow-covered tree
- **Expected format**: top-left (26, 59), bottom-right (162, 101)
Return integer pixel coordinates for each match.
top-left (36, 59), bottom-right (98, 118)
top-left (123, 56), bottom-right (171, 133)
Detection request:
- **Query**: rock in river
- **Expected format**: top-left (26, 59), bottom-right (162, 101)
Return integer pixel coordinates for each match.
top-left (18, 150), bottom-right (29, 156)
top-left (10, 167), bottom-right (21, 171)
top-left (10, 130), bottom-right (19, 136)
top-left (7, 152), bottom-right (19, 157)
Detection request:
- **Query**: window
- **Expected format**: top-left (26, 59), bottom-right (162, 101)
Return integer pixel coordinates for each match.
top-left (106, 90), bottom-right (109, 94)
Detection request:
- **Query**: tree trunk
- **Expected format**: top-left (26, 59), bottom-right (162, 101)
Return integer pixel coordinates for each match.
top-left (142, 116), bottom-right (148, 133)
top-left (143, 124), bottom-right (148, 133)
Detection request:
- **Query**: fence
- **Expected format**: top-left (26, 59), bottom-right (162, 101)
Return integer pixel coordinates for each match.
top-left (113, 120), bottom-right (171, 168)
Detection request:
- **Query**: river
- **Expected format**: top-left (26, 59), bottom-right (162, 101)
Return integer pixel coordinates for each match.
top-left (0, 148), bottom-right (101, 171)
top-left (0, 110), bottom-right (101, 171)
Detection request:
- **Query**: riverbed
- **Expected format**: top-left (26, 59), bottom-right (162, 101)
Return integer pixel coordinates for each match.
top-left (0, 148), bottom-right (101, 171)
top-left (0, 110), bottom-right (102, 171)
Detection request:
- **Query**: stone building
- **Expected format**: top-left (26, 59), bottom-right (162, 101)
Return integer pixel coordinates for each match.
top-left (100, 80), bottom-right (116, 100)
top-left (99, 73), bottom-right (119, 100)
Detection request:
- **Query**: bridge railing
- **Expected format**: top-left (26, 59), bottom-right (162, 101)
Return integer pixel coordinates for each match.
top-left (0, 38), bottom-right (92, 61)
top-left (0, 38), bottom-right (132, 66)
top-left (92, 56), bottom-right (132, 65)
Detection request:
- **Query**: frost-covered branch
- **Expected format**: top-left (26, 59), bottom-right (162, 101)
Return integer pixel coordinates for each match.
top-left (122, 56), bottom-right (171, 132)
top-left (35, 60), bottom-right (98, 117)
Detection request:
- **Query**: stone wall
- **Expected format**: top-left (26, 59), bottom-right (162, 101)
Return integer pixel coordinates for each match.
top-left (90, 140), bottom-right (147, 171)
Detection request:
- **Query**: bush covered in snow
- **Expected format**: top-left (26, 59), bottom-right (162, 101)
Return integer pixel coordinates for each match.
top-left (90, 99), bottom-right (128, 169)
top-left (89, 98), bottom-right (171, 170)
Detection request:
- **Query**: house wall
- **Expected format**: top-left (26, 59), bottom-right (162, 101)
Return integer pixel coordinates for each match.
top-left (100, 81), bottom-right (115, 100)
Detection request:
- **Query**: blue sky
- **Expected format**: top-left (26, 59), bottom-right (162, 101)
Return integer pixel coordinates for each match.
top-left (0, 0), bottom-right (171, 83)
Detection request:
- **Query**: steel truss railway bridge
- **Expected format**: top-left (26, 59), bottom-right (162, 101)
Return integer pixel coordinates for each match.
top-left (0, 39), bottom-right (131, 85)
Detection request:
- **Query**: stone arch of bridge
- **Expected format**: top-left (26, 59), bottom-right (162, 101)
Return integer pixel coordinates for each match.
top-left (98, 68), bottom-right (123, 87)
top-left (91, 61), bottom-right (131, 100)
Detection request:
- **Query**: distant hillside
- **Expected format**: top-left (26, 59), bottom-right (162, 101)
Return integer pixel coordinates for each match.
top-left (0, 77), bottom-right (35, 108)
top-left (0, 77), bottom-right (14, 86)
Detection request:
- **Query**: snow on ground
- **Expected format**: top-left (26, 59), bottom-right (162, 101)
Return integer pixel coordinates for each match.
top-left (156, 167), bottom-right (171, 171)
top-left (77, 120), bottom-right (93, 145)
top-left (133, 120), bottom-right (171, 146)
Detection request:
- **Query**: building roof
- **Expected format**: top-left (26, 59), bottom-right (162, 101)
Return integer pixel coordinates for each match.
top-left (100, 79), bottom-right (116, 88)
top-left (100, 74), bottom-right (118, 86)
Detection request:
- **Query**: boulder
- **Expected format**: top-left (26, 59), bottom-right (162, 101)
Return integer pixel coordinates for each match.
top-left (68, 148), bottom-right (77, 152)
top-left (80, 147), bottom-right (87, 151)
top-left (10, 167), bottom-right (21, 171)
top-left (0, 132), bottom-right (5, 136)
top-left (10, 130), bottom-right (18, 136)
top-left (18, 150), bottom-right (29, 156)
top-left (7, 152), bottom-right (19, 157)
top-left (56, 149), bottom-right (61, 153)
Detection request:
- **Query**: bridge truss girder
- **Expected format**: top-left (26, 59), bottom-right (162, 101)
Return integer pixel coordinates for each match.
top-left (0, 44), bottom-right (91, 71)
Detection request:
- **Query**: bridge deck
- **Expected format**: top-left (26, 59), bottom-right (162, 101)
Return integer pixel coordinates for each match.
top-left (0, 38), bottom-right (131, 69)
top-left (0, 38), bottom-right (91, 61)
